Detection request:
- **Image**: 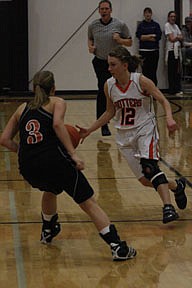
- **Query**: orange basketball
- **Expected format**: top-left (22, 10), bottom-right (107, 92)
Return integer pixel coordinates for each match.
top-left (65, 124), bottom-right (81, 148)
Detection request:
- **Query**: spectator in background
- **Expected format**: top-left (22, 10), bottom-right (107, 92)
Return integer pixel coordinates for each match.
top-left (88, 0), bottom-right (132, 136)
top-left (136, 7), bottom-right (162, 86)
top-left (164, 11), bottom-right (183, 96)
top-left (181, 16), bottom-right (192, 62)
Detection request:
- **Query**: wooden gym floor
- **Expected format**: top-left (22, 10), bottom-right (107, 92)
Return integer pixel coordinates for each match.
top-left (0, 95), bottom-right (192, 288)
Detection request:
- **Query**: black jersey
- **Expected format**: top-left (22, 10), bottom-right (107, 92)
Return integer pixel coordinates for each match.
top-left (18, 105), bottom-right (94, 201)
top-left (18, 105), bottom-right (66, 163)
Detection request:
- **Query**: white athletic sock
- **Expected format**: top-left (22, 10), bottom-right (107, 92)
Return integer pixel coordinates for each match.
top-left (42, 212), bottom-right (55, 221)
top-left (99, 225), bottom-right (110, 235)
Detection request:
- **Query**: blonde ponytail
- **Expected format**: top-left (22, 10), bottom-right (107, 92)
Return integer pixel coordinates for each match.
top-left (28, 71), bottom-right (55, 109)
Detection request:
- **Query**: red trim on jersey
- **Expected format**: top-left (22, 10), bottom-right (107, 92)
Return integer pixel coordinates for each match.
top-left (156, 142), bottom-right (160, 159)
top-left (149, 137), bottom-right (154, 159)
top-left (115, 80), bottom-right (132, 93)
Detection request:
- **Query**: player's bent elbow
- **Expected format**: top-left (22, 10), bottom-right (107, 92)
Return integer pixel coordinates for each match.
top-left (0, 136), bottom-right (8, 148)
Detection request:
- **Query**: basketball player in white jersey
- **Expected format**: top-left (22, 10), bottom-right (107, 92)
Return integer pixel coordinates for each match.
top-left (78, 46), bottom-right (187, 224)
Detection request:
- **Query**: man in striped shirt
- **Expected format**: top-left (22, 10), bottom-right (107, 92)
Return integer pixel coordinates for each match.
top-left (88, 0), bottom-right (132, 136)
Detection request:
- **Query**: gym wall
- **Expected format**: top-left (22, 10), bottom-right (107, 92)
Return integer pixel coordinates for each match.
top-left (28, 0), bottom-right (176, 91)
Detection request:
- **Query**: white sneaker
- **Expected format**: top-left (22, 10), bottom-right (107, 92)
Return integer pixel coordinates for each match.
top-left (175, 91), bottom-right (184, 97)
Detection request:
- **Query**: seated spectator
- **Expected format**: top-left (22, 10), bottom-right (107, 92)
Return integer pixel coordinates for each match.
top-left (181, 16), bottom-right (192, 62)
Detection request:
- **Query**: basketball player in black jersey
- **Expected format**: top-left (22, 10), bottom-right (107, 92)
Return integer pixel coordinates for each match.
top-left (0, 70), bottom-right (136, 261)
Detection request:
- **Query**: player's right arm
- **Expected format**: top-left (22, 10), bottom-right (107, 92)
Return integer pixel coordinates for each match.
top-left (0, 103), bottom-right (26, 152)
top-left (77, 82), bottom-right (115, 139)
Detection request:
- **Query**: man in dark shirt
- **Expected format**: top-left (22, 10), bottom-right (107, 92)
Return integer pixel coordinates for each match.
top-left (136, 7), bottom-right (162, 86)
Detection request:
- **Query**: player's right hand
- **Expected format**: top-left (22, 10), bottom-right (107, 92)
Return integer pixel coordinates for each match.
top-left (76, 125), bottom-right (90, 143)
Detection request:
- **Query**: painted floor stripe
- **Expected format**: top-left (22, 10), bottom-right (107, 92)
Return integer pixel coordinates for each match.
top-left (9, 191), bottom-right (27, 288)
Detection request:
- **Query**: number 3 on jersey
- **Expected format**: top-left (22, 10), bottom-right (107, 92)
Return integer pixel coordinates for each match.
top-left (25, 120), bottom-right (43, 144)
top-left (121, 107), bottom-right (136, 126)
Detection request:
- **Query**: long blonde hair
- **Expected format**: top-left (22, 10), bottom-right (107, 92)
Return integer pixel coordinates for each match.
top-left (28, 71), bottom-right (55, 109)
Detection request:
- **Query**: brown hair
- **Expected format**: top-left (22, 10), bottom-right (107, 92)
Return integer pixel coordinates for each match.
top-left (167, 10), bottom-right (176, 19)
top-left (143, 7), bottom-right (152, 14)
top-left (108, 46), bottom-right (141, 72)
top-left (99, 0), bottom-right (112, 9)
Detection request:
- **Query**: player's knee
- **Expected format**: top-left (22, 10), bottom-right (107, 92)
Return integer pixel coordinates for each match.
top-left (140, 158), bottom-right (168, 190)
top-left (139, 176), bottom-right (152, 187)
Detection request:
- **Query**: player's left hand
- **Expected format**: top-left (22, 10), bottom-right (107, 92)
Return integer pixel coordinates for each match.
top-left (167, 119), bottom-right (179, 136)
top-left (71, 152), bottom-right (85, 170)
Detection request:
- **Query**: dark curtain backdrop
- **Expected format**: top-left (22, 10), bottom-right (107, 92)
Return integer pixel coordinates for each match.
top-left (0, 0), bottom-right (28, 92)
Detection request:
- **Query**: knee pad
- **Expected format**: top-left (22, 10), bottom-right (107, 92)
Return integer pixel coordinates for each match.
top-left (140, 158), bottom-right (168, 190)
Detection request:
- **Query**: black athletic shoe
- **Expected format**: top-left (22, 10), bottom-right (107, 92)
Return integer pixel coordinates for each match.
top-left (40, 213), bottom-right (61, 244)
top-left (110, 241), bottom-right (137, 261)
top-left (172, 177), bottom-right (187, 210)
top-left (163, 204), bottom-right (179, 224)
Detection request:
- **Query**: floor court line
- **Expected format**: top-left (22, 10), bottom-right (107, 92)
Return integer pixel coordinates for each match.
top-left (160, 157), bottom-right (192, 188)
top-left (9, 191), bottom-right (27, 288)
top-left (1, 119), bottom-right (27, 288)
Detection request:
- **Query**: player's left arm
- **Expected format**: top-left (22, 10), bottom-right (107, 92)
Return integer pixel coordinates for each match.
top-left (140, 75), bottom-right (178, 132)
top-left (53, 98), bottom-right (84, 169)
top-left (53, 98), bottom-right (76, 155)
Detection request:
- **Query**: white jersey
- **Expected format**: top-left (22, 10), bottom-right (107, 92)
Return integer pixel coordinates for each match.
top-left (107, 72), bottom-right (155, 130)
top-left (107, 73), bottom-right (159, 179)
